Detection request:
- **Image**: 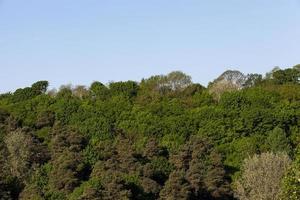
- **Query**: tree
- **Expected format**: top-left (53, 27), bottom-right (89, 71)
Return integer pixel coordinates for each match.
top-left (0, 108), bottom-right (9, 124)
top-left (4, 130), bottom-right (36, 179)
top-left (139, 71), bottom-right (192, 98)
top-left (272, 68), bottom-right (300, 84)
top-left (166, 71), bottom-right (192, 91)
top-left (35, 110), bottom-right (55, 129)
top-left (159, 170), bottom-right (192, 200)
top-left (19, 164), bottom-right (52, 200)
top-left (293, 64), bottom-right (300, 71)
top-left (12, 87), bottom-right (35, 102)
top-left (109, 81), bottom-right (139, 98)
top-left (265, 66), bottom-right (281, 79)
top-left (0, 142), bottom-right (21, 200)
top-left (234, 152), bottom-right (291, 200)
top-left (89, 81), bottom-right (109, 100)
top-left (181, 83), bottom-right (205, 97)
top-left (266, 127), bottom-right (291, 154)
top-left (48, 151), bottom-right (86, 194)
top-left (73, 85), bottom-right (89, 99)
top-left (209, 70), bottom-right (246, 100)
top-left (56, 84), bottom-right (73, 98)
top-left (161, 137), bottom-right (232, 199)
top-left (243, 73), bottom-right (263, 88)
top-left (280, 144), bottom-right (300, 200)
top-left (31, 81), bottom-right (49, 94)
top-left (47, 126), bottom-right (87, 196)
top-left (68, 178), bottom-right (104, 200)
top-left (0, 67), bottom-right (299, 199)
top-left (50, 126), bottom-right (86, 155)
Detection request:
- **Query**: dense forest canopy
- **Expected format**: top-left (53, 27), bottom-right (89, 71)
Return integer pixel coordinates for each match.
top-left (0, 66), bottom-right (300, 200)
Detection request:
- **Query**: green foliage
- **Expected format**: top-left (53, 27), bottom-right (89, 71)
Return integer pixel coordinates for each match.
top-left (161, 137), bottom-right (232, 199)
top-left (219, 136), bottom-right (261, 170)
top-left (281, 144), bottom-right (300, 200)
top-left (89, 81), bottom-right (109, 100)
top-left (272, 68), bottom-right (300, 85)
top-left (109, 81), bottom-right (139, 98)
top-left (0, 68), bottom-right (299, 199)
top-left (35, 127), bottom-right (52, 143)
top-left (68, 178), bottom-right (103, 200)
top-left (10, 81), bottom-right (49, 103)
top-left (266, 127), bottom-right (291, 154)
top-left (31, 81), bottom-right (49, 94)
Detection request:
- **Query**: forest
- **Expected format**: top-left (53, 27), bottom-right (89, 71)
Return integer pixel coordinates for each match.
top-left (0, 65), bottom-right (299, 200)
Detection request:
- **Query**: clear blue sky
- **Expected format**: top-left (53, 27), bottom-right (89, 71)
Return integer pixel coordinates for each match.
top-left (1, 0), bottom-right (300, 93)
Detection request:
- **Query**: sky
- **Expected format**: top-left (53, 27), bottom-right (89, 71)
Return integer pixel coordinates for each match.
top-left (0, 0), bottom-right (300, 93)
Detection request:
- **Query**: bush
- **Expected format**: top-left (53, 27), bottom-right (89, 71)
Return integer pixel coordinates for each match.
top-left (234, 152), bottom-right (291, 200)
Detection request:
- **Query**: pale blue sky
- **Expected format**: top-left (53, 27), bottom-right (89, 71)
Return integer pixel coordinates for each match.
top-left (0, 0), bottom-right (300, 93)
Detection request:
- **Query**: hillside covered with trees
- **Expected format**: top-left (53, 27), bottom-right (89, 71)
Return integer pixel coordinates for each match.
top-left (0, 65), bottom-right (300, 200)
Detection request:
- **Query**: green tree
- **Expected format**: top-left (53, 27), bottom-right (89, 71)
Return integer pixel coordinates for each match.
top-left (272, 68), bottom-right (300, 84)
top-left (266, 127), bottom-right (291, 154)
top-left (109, 81), bottom-right (139, 98)
top-left (281, 144), bottom-right (300, 200)
top-left (31, 81), bottom-right (49, 94)
top-left (89, 81), bottom-right (109, 100)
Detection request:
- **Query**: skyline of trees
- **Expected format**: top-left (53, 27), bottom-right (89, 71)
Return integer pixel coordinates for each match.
top-left (0, 64), bottom-right (299, 200)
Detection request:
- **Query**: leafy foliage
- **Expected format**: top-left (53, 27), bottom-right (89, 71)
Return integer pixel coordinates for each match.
top-left (0, 67), bottom-right (299, 199)
top-left (234, 152), bottom-right (291, 200)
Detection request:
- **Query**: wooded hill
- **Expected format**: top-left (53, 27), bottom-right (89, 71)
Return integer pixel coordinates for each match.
top-left (0, 65), bottom-right (300, 200)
